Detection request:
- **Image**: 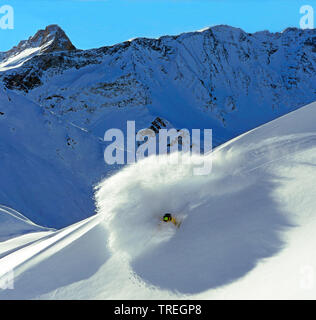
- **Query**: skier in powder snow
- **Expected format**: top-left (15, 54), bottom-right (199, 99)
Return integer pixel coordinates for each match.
top-left (162, 213), bottom-right (181, 228)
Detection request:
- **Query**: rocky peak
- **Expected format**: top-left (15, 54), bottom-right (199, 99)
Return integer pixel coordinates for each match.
top-left (5, 24), bottom-right (76, 58)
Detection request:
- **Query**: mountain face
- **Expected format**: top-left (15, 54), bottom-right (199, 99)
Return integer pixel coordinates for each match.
top-left (1, 25), bottom-right (316, 146)
top-left (0, 25), bottom-right (76, 73)
top-left (0, 25), bottom-right (315, 227)
top-left (0, 87), bottom-right (108, 228)
top-left (7, 24), bottom-right (76, 56)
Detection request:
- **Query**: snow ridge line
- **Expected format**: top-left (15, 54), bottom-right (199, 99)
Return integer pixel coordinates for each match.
top-left (0, 213), bottom-right (103, 281)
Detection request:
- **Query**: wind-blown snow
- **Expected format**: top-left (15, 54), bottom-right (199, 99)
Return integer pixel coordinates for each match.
top-left (95, 151), bottom-right (290, 294)
top-left (1, 101), bottom-right (316, 299)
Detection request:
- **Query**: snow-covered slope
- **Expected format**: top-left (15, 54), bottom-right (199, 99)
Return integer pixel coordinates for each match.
top-left (0, 25), bottom-right (76, 72)
top-left (0, 205), bottom-right (53, 260)
top-left (1, 100), bottom-right (316, 299)
top-left (0, 205), bottom-right (52, 242)
top-left (1, 25), bottom-right (316, 146)
top-left (1, 24), bottom-right (315, 231)
top-left (0, 86), bottom-right (108, 228)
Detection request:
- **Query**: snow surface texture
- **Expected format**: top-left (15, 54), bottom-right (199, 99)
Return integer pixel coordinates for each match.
top-left (0, 205), bottom-right (52, 242)
top-left (1, 101), bottom-right (316, 299)
top-left (0, 86), bottom-right (109, 228)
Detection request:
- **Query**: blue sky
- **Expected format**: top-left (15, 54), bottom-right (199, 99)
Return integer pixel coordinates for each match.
top-left (0, 0), bottom-right (315, 51)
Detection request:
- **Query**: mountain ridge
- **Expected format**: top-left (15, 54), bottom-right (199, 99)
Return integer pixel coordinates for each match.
top-left (1, 24), bottom-right (315, 146)
top-left (1, 24), bottom-right (76, 61)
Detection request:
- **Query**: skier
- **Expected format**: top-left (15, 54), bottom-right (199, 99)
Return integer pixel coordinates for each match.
top-left (162, 213), bottom-right (181, 228)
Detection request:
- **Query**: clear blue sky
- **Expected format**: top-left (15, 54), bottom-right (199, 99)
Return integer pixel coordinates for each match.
top-left (0, 0), bottom-right (315, 51)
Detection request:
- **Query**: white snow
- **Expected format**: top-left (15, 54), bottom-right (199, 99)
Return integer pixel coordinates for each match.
top-left (0, 40), bottom-right (53, 72)
top-left (0, 87), bottom-right (108, 228)
top-left (0, 100), bottom-right (316, 299)
top-left (0, 205), bottom-right (52, 242)
top-left (2, 25), bottom-right (314, 149)
top-left (196, 26), bottom-right (212, 33)
top-left (0, 205), bottom-right (53, 259)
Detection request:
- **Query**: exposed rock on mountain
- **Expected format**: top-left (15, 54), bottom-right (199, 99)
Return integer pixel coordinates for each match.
top-left (1, 25), bottom-right (315, 146)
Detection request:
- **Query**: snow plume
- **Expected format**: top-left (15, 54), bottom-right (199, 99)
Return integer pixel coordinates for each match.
top-left (95, 148), bottom-right (290, 293)
top-left (95, 153), bottom-right (216, 256)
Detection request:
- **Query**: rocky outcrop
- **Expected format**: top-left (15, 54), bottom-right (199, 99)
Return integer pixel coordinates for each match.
top-left (5, 24), bottom-right (76, 59)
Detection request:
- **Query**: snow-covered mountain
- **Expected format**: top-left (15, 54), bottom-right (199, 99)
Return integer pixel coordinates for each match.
top-left (1, 100), bottom-right (316, 299)
top-left (0, 25), bottom-right (75, 72)
top-left (1, 25), bottom-right (316, 145)
top-left (0, 24), bottom-right (315, 231)
top-left (0, 86), bottom-right (109, 228)
top-left (0, 26), bottom-right (316, 299)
